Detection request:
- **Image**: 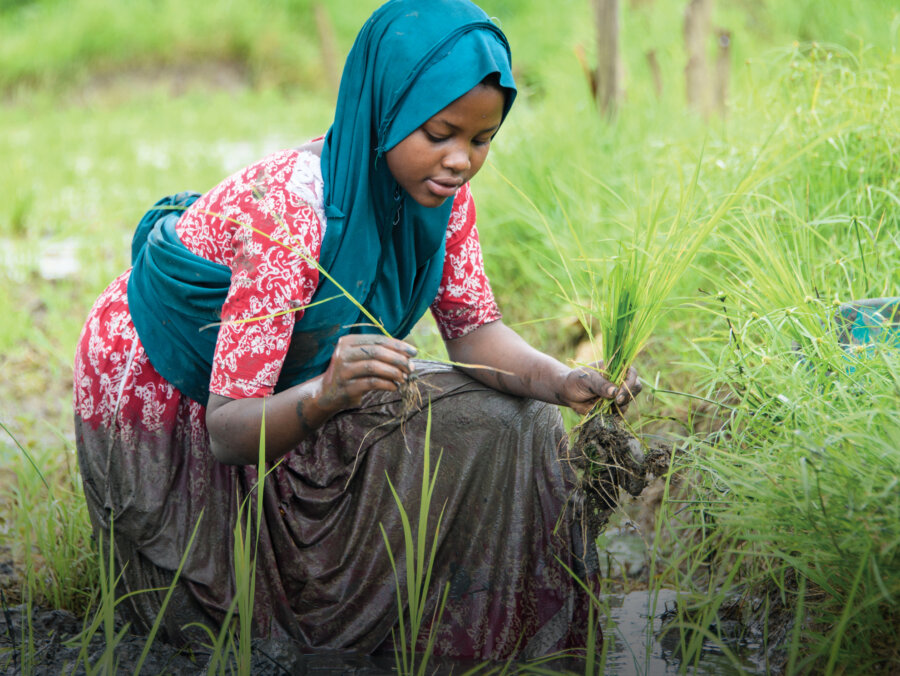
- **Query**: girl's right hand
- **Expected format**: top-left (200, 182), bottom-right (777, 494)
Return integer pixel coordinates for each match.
top-left (318, 334), bottom-right (417, 414)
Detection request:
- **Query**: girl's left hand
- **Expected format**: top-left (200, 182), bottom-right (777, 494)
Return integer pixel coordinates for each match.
top-left (559, 362), bottom-right (642, 415)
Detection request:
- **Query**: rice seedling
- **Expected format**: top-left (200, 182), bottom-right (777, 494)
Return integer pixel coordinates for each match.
top-left (380, 404), bottom-right (450, 676)
top-left (191, 408), bottom-right (273, 676)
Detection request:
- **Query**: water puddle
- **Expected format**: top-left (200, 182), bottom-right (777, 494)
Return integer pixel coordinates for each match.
top-left (0, 237), bottom-right (82, 282)
top-left (603, 589), bottom-right (765, 675)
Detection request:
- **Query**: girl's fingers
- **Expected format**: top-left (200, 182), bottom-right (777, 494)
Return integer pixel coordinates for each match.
top-left (339, 358), bottom-right (409, 385)
top-left (588, 371), bottom-right (617, 399)
top-left (349, 345), bottom-right (414, 371)
top-left (337, 337), bottom-right (416, 373)
top-left (348, 376), bottom-right (404, 396)
top-left (343, 334), bottom-right (417, 357)
top-left (615, 368), bottom-right (642, 404)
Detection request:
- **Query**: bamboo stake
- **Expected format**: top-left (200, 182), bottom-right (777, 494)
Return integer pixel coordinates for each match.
top-left (646, 49), bottom-right (663, 99)
top-left (684, 0), bottom-right (712, 116)
top-left (593, 0), bottom-right (623, 116)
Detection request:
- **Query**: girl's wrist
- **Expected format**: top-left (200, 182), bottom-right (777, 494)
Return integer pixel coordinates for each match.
top-left (545, 363), bottom-right (576, 406)
top-left (296, 375), bottom-right (339, 432)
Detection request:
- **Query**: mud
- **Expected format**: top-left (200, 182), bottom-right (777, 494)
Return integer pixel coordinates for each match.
top-left (0, 603), bottom-right (402, 675)
top-left (571, 412), bottom-right (672, 536)
top-left (0, 603), bottom-right (593, 675)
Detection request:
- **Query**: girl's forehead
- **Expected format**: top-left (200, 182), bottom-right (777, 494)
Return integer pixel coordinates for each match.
top-left (427, 84), bottom-right (506, 127)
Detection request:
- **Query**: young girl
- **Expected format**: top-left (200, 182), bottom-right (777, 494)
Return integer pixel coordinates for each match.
top-left (74, 0), bottom-right (640, 661)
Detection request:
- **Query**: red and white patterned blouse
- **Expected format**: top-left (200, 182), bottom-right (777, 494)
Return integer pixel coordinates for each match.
top-left (171, 147), bottom-right (501, 400)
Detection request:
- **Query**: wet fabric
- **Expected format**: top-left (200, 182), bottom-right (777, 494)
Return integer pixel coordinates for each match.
top-left (73, 0), bottom-right (594, 660)
top-left (75, 353), bottom-right (592, 659)
top-left (127, 192), bottom-right (227, 405)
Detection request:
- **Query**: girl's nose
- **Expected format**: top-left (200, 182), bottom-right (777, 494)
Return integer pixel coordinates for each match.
top-left (442, 145), bottom-right (471, 173)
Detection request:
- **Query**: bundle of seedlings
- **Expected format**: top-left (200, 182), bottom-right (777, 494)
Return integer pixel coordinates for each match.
top-left (562, 168), bottom-right (761, 532)
top-left (570, 237), bottom-right (676, 533)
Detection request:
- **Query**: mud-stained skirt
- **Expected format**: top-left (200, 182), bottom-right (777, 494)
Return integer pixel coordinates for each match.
top-left (74, 357), bottom-right (590, 660)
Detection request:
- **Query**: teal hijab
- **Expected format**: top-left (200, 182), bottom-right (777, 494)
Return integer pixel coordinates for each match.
top-left (127, 0), bottom-right (516, 404)
top-left (309, 0), bottom-right (517, 341)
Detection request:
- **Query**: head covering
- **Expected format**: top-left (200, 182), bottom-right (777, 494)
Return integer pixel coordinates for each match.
top-left (304, 0), bottom-right (517, 345)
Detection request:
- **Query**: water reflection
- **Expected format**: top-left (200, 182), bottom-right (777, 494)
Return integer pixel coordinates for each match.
top-left (604, 589), bottom-right (766, 675)
top-left (0, 237), bottom-right (81, 282)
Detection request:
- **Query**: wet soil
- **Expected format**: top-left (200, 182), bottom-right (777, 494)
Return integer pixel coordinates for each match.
top-left (0, 603), bottom-right (592, 675)
top-left (0, 603), bottom-right (402, 675)
top-left (570, 411), bottom-right (672, 537)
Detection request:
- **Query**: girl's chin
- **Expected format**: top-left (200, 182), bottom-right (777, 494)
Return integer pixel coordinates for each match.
top-left (408, 190), bottom-right (449, 208)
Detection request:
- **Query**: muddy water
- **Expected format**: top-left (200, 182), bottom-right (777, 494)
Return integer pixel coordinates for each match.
top-left (0, 236), bottom-right (82, 282)
top-left (603, 589), bottom-right (766, 675)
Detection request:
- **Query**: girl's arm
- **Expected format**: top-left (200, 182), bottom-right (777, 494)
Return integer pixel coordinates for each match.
top-left (445, 320), bottom-right (641, 414)
top-left (205, 335), bottom-right (417, 465)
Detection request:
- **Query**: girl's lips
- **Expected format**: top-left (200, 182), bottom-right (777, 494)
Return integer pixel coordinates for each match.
top-left (426, 178), bottom-right (461, 198)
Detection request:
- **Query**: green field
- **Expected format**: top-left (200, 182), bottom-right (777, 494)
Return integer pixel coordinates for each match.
top-left (1, 0), bottom-right (898, 673)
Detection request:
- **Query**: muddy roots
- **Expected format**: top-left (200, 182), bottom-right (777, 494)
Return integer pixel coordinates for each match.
top-left (397, 372), bottom-right (424, 423)
top-left (571, 412), bottom-right (671, 536)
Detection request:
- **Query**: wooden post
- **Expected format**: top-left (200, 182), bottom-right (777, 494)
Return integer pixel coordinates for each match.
top-left (683, 0), bottom-right (712, 115)
top-left (646, 49), bottom-right (663, 99)
top-left (593, 0), bottom-right (623, 116)
top-left (313, 2), bottom-right (341, 94)
top-left (714, 29), bottom-right (731, 116)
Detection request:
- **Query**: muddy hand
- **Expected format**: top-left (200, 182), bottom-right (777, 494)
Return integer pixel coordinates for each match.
top-left (318, 334), bottom-right (417, 414)
top-left (561, 361), bottom-right (642, 415)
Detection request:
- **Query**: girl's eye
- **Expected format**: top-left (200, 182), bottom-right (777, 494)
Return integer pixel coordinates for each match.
top-left (473, 137), bottom-right (491, 147)
top-left (425, 131), bottom-right (449, 143)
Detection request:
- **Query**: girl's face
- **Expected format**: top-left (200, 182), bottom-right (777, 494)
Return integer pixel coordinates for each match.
top-left (386, 83), bottom-right (506, 208)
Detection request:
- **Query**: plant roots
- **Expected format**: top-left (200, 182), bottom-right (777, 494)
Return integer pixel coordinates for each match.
top-left (571, 413), bottom-right (671, 536)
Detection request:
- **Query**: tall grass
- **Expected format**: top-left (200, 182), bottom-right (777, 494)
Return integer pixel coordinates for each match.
top-left (673, 206), bottom-right (900, 670)
top-left (477, 12), bottom-right (899, 673)
top-left (626, 43), bottom-right (899, 673)
top-left (2, 424), bottom-right (96, 614)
